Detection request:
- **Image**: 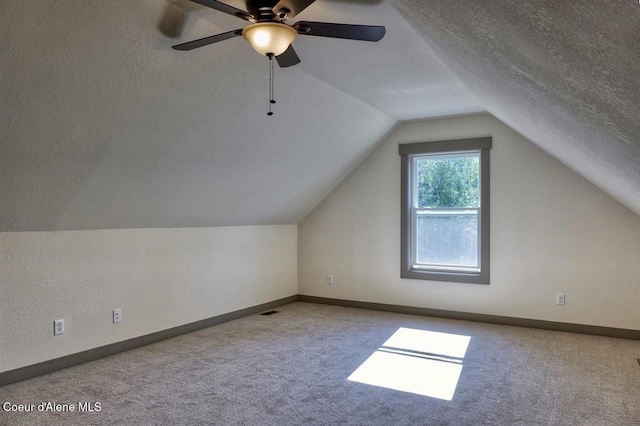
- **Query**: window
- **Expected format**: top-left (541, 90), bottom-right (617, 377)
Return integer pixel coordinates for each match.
top-left (399, 138), bottom-right (491, 284)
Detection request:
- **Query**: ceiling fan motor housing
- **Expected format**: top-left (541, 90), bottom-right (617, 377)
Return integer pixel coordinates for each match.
top-left (246, 0), bottom-right (281, 18)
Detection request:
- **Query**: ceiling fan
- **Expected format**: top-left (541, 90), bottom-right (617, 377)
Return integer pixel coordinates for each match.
top-left (172, 0), bottom-right (387, 67)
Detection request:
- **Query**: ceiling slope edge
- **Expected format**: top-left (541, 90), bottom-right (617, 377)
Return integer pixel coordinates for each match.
top-left (391, 0), bottom-right (640, 216)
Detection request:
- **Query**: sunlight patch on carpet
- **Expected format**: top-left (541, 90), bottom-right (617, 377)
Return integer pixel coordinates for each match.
top-left (348, 328), bottom-right (470, 401)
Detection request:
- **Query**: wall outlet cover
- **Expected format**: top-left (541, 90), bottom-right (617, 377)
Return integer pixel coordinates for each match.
top-left (54, 319), bottom-right (64, 335)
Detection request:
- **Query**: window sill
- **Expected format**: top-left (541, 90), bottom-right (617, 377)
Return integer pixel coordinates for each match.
top-left (401, 268), bottom-right (489, 285)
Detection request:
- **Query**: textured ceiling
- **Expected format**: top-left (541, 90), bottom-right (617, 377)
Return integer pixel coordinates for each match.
top-left (0, 0), bottom-right (481, 231)
top-left (393, 0), bottom-right (640, 215)
top-left (4, 0), bottom-right (637, 232)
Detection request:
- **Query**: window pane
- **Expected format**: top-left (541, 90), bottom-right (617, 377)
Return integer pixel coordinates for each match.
top-left (416, 154), bottom-right (479, 208)
top-left (415, 211), bottom-right (478, 268)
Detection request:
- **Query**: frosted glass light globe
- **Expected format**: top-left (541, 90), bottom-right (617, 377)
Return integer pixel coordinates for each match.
top-left (242, 23), bottom-right (298, 57)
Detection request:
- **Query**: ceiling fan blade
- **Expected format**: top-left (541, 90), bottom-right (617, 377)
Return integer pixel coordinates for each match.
top-left (187, 0), bottom-right (254, 21)
top-left (272, 0), bottom-right (316, 18)
top-left (172, 29), bottom-right (243, 51)
top-left (276, 45), bottom-right (301, 68)
top-left (294, 21), bottom-right (386, 42)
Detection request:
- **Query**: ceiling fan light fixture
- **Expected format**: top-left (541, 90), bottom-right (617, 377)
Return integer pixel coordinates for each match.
top-left (242, 22), bottom-right (298, 57)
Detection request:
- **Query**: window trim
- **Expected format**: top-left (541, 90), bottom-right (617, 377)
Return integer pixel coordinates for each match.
top-left (400, 137), bottom-right (492, 285)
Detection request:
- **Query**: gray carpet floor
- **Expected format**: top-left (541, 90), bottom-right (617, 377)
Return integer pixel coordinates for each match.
top-left (1, 302), bottom-right (639, 425)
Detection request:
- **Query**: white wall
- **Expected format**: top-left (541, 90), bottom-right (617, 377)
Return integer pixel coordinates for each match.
top-left (298, 114), bottom-right (640, 330)
top-left (0, 225), bottom-right (297, 373)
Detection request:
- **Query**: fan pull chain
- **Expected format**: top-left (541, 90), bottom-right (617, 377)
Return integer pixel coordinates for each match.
top-left (267, 53), bottom-right (276, 116)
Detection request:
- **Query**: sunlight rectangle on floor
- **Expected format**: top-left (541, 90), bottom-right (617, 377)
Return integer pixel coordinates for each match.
top-left (348, 327), bottom-right (470, 401)
top-left (348, 350), bottom-right (463, 400)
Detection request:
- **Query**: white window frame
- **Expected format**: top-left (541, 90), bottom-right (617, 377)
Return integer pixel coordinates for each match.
top-left (399, 138), bottom-right (491, 284)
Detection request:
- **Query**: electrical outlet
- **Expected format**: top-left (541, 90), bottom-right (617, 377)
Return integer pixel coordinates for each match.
top-left (556, 293), bottom-right (565, 305)
top-left (113, 309), bottom-right (122, 323)
top-left (54, 319), bottom-right (64, 335)
top-left (327, 275), bottom-right (334, 285)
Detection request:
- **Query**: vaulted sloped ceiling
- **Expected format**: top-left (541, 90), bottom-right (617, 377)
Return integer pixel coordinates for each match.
top-left (393, 0), bottom-right (640, 215)
top-left (3, 1), bottom-right (637, 232)
top-left (0, 0), bottom-right (481, 231)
